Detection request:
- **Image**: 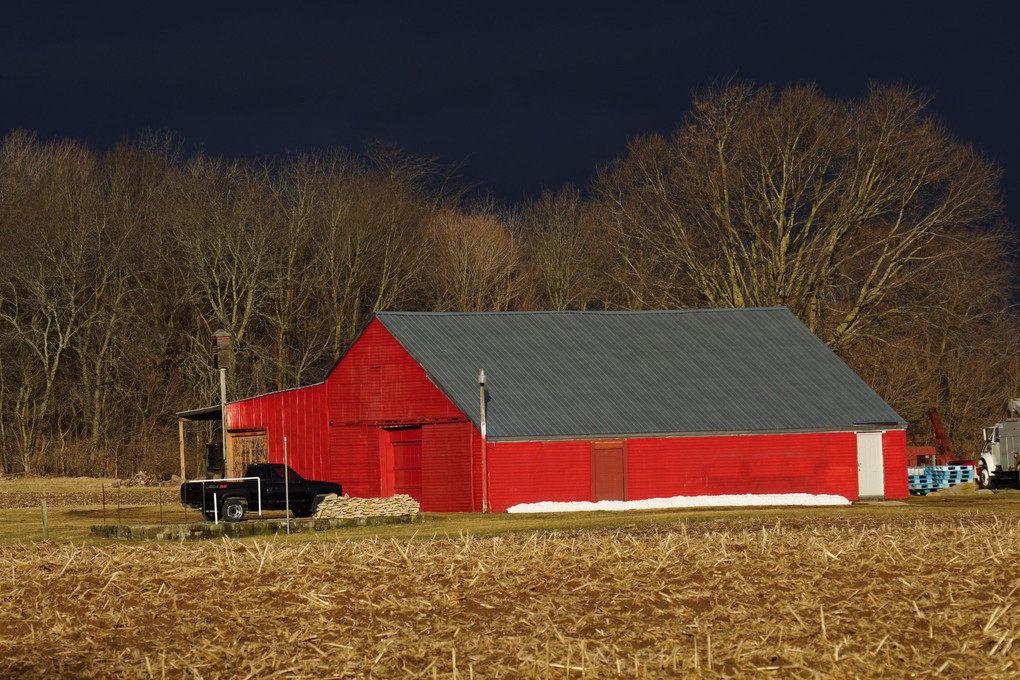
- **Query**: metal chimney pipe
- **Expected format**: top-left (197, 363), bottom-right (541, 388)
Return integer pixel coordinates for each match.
top-left (479, 369), bottom-right (488, 513)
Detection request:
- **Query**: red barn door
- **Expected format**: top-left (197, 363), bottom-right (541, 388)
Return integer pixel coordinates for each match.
top-left (380, 427), bottom-right (423, 500)
top-left (592, 440), bottom-right (627, 501)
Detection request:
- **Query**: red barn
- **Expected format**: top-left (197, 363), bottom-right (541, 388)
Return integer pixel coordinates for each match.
top-left (217, 308), bottom-right (908, 511)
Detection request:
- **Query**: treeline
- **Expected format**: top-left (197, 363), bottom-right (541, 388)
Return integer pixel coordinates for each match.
top-left (1, 83), bottom-right (1017, 477)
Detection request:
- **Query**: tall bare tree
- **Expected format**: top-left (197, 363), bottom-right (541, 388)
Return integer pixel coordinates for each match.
top-left (595, 83), bottom-right (1006, 353)
top-left (428, 207), bottom-right (521, 312)
top-left (171, 157), bottom-right (276, 398)
top-left (519, 186), bottom-right (608, 310)
top-left (316, 162), bottom-right (436, 354)
top-left (0, 135), bottom-right (103, 473)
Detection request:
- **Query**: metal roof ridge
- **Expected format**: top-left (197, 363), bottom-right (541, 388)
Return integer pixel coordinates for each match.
top-left (376, 307), bottom-right (789, 317)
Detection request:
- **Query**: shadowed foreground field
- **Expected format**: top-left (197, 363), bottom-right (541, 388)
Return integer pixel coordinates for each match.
top-left (4, 509), bottom-right (1020, 678)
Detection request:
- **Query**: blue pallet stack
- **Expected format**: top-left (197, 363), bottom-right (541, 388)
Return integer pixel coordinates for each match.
top-left (907, 465), bottom-right (975, 495)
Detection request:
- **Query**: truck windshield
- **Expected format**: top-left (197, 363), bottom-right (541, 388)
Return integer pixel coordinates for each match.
top-left (270, 466), bottom-right (304, 484)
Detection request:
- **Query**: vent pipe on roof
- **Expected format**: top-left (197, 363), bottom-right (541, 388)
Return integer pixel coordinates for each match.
top-left (479, 370), bottom-right (488, 513)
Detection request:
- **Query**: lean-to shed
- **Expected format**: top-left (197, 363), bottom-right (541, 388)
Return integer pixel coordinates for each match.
top-left (219, 308), bottom-right (908, 511)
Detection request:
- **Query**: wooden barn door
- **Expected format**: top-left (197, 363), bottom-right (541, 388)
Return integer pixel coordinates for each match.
top-left (592, 440), bottom-right (627, 502)
top-left (380, 427), bottom-right (423, 501)
top-left (229, 432), bottom-right (268, 479)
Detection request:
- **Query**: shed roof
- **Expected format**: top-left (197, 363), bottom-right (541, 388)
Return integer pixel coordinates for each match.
top-left (375, 308), bottom-right (904, 440)
top-left (176, 404), bottom-right (223, 421)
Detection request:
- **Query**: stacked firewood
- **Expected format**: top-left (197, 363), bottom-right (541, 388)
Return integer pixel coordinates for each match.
top-left (312, 493), bottom-right (420, 519)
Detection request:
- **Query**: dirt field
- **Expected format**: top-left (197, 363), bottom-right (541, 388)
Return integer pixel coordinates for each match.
top-left (4, 498), bottom-right (1020, 678)
top-left (0, 476), bottom-right (167, 509)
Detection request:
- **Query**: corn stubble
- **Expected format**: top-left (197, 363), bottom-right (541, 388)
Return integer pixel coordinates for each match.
top-left (3, 515), bottom-right (1020, 678)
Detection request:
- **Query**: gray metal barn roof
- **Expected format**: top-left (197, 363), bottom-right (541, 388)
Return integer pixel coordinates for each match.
top-left (376, 308), bottom-right (904, 440)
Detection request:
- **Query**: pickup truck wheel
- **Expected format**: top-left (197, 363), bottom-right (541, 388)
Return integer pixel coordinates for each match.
top-left (977, 461), bottom-right (992, 489)
top-left (310, 494), bottom-right (329, 517)
top-left (222, 498), bottom-right (247, 522)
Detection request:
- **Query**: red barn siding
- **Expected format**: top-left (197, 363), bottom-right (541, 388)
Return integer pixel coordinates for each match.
top-left (421, 422), bottom-right (475, 512)
top-left (486, 440), bottom-right (594, 512)
top-left (225, 383), bottom-right (329, 480)
top-left (484, 431), bottom-right (870, 512)
top-left (326, 319), bottom-right (465, 425)
top-left (628, 432), bottom-right (859, 501)
top-left (471, 430), bottom-right (484, 512)
top-left (323, 319), bottom-right (475, 510)
top-left (882, 429), bottom-right (909, 499)
top-left (328, 424), bottom-right (379, 499)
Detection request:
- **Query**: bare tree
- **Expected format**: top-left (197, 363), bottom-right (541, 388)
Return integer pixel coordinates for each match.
top-left (848, 228), bottom-right (1020, 455)
top-left (0, 86), bottom-right (1013, 477)
top-left (428, 207), bottom-right (521, 312)
top-left (0, 135), bottom-right (104, 472)
top-left (171, 157), bottom-right (276, 398)
top-left (0, 241), bottom-right (100, 473)
top-left (519, 186), bottom-right (609, 310)
top-left (595, 83), bottom-right (1006, 354)
top-left (316, 162), bottom-right (436, 354)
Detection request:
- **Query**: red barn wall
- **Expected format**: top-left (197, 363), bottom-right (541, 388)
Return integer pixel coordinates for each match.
top-left (484, 430), bottom-right (909, 512)
top-left (421, 422), bottom-right (476, 512)
top-left (882, 429), bottom-right (909, 499)
top-left (628, 432), bottom-right (860, 501)
top-left (225, 382), bottom-right (329, 481)
top-left (487, 440), bottom-right (593, 512)
top-left (324, 319), bottom-right (477, 511)
top-left (327, 424), bottom-right (378, 499)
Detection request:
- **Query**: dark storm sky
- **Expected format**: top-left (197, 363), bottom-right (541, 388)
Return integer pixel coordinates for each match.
top-left (3, 2), bottom-right (1017, 224)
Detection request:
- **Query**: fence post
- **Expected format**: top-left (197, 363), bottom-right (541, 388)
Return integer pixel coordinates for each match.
top-left (41, 498), bottom-right (48, 541)
top-left (284, 436), bottom-right (291, 536)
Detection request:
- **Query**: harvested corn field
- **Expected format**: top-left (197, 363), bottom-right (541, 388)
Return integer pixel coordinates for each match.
top-left (0, 477), bottom-right (167, 509)
top-left (4, 513), bottom-right (1020, 678)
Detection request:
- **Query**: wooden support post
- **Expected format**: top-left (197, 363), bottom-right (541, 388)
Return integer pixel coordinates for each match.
top-left (284, 436), bottom-right (291, 535)
top-left (178, 419), bottom-right (186, 481)
top-left (41, 498), bottom-right (48, 541)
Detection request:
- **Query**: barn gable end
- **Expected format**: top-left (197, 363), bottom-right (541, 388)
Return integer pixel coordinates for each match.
top-left (322, 319), bottom-right (478, 510)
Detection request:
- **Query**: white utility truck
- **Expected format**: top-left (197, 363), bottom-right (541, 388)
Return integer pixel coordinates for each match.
top-left (977, 398), bottom-right (1020, 488)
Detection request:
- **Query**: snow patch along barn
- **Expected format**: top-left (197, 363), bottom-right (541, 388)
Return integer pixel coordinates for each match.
top-left (220, 308), bottom-right (908, 511)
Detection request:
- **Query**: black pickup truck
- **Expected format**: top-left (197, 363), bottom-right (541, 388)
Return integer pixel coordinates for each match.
top-left (180, 463), bottom-right (342, 522)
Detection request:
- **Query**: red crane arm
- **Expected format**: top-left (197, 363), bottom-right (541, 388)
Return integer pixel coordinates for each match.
top-left (927, 407), bottom-right (954, 463)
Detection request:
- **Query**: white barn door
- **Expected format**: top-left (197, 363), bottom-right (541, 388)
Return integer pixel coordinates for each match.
top-left (856, 432), bottom-right (885, 498)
